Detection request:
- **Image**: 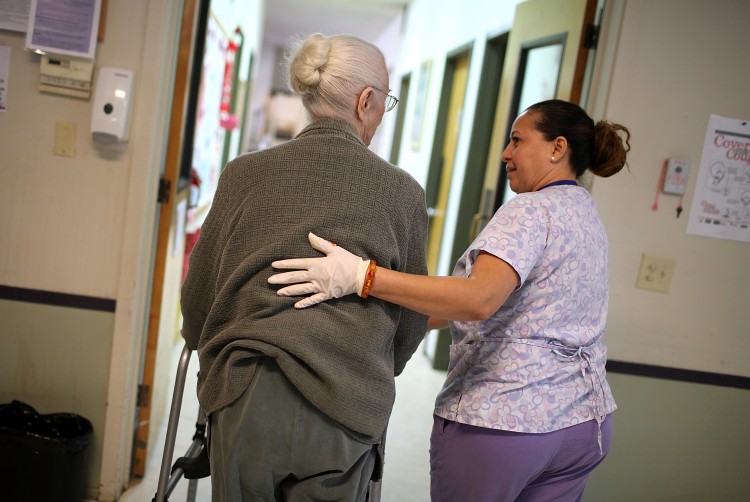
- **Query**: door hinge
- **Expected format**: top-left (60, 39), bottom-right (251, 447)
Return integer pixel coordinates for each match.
top-left (158, 178), bottom-right (171, 204)
top-left (137, 384), bottom-right (150, 408)
top-left (583, 23), bottom-right (599, 50)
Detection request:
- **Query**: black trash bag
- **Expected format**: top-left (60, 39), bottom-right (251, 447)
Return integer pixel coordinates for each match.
top-left (0, 400), bottom-right (93, 502)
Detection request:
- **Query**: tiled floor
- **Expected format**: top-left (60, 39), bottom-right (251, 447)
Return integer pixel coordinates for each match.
top-left (120, 341), bottom-right (446, 501)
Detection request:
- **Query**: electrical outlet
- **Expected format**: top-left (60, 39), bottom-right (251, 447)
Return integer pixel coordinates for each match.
top-left (636, 253), bottom-right (676, 293)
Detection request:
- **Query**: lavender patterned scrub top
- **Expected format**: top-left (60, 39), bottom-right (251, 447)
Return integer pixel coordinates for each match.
top-left (434, 184), bottom-right (617, 434)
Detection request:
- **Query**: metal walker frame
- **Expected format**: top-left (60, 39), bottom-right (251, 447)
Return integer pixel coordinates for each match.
top-left (152, 345), bottom-right (209, 502)
top-left (152, 344), bottom-right (384, 501)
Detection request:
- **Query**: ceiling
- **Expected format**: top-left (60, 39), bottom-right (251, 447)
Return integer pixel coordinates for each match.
top-left (263, 0), bottom-right (411, 44)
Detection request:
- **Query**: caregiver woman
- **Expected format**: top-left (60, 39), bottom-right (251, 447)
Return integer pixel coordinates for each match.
top-left (269, 99), bottom-right (631, 502)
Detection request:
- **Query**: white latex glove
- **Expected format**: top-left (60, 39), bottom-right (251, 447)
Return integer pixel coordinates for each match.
top-left (268, 232), bottom-right (370, 308)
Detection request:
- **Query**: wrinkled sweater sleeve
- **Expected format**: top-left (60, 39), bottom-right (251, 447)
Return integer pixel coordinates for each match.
top-left (181, 168), bottom-right (235, 350)
top-left (392, 195), bottom-right (430, 375)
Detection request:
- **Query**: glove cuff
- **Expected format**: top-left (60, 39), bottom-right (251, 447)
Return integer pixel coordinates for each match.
top-left (355, 258), bottom-right (374, 297)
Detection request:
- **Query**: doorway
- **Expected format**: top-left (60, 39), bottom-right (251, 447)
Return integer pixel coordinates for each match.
top-left (390, 73), bottom-right (411, 165)
top-left (132, 0), bottom-right (254, 478)
top-left (130, 0), bottom-right (206, 478)
top-left (424, 48), bottom-right (472, 276)
top-left (429, 0), bottom-right (600, 370)
top-left (479, 0), bottom-right (599, 218)
top-left (425, 34), bottom-right (509, 371)
top-left (449, 33), bottom-right (509, 264)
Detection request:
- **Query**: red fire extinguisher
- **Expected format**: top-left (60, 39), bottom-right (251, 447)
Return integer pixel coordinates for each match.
top-left (188, 168), bottom-right (202, 209)
top-left (219, 28), bottom-right (243, 130)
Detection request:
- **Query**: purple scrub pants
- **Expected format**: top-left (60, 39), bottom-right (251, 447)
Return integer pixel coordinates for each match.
top-left (430, 414), bottom-right (612, 502)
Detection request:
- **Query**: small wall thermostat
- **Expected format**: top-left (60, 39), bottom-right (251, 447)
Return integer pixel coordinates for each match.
top-left (662, 158), bottom-right (690, 195)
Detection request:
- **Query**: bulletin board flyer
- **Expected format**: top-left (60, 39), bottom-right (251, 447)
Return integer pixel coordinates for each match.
top-left (687, 114), bottom-right (750, 244)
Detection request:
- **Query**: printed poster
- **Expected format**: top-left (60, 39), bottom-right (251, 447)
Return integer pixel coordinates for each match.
top-left (190, 14), bottom-right (227, 212)
top-left (0, 0), bottom-right (30, 32)
top-left (687, 114), bottom-right (750, 243)
top-left (25, 0), bottom-right (101, 59)
top-left (0, 45), bottom-right (9, 112)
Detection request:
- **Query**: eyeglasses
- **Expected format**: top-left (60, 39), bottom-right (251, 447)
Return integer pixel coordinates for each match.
top-left (370, 86), bottom-right (399, 112)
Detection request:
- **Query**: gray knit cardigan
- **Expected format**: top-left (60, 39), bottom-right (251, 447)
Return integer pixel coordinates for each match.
top-left (181, 117), bottom-right (429, 443)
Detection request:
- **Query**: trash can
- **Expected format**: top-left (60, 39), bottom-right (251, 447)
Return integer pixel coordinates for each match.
top-left (0, 400), bottom-right (93, 502)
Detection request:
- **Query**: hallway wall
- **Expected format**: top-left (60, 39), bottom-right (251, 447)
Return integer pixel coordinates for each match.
top-left (0, 298), bottom-right (114, 497)
top-left (584, 4), bottom-right (750, 494)
top-left (394, 0), bottom-right (749, 378)
top-left (0, 1), bottom-right (181, 499)
top-left (1, 0), bottom-right (749, 500)
top-left (0, 0), bottom-right (265, 499)
top-left (592, 0), bottom-right (750, 377)
top-left (393, 0), bottom-right (523, 275)
top-left (390, 0), bottom-right (750, 499)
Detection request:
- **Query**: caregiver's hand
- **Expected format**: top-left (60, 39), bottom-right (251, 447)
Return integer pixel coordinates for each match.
top-left (268, 233), bottom-right (371, 308)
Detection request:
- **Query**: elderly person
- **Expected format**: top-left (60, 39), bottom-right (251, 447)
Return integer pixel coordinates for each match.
top-left (269, 99), bottom-right (631, 501)
top-left (181, 33), bottom-right (428, 501)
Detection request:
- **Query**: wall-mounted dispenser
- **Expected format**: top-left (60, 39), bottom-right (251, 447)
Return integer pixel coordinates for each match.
top-left (91, 67), bottom-right (134, 143)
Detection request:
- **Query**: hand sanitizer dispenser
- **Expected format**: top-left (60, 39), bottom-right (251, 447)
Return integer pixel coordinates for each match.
top-left (91, 67), bottom-right (134, 143)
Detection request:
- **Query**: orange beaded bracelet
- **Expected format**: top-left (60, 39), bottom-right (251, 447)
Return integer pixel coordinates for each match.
top-left (360, 260), bottom-right (377, 298)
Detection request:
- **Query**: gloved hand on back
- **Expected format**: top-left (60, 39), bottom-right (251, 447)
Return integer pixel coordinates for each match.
top-left (268, 232), bottom-right (370, 308)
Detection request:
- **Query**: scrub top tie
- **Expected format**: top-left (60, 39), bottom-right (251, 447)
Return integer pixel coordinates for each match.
top-left (551, 341), bottom-right (608, 454)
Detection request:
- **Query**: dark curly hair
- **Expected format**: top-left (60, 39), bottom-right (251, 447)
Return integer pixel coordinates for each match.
top-left (525, 99), bottom-right (631, 178)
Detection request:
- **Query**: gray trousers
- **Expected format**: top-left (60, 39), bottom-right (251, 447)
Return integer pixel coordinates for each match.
top-left (209, 356), bottom-right (377, 501)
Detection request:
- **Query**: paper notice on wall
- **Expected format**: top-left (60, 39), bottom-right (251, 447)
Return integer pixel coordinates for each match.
top-left (25, 0), bottom-right (101, 59)
top-left (0, 0), bottom-right (30, 32)
top-left (687, 114), bottom-right (750, 243)
top-left (0, 45), bottom-right (9, 112)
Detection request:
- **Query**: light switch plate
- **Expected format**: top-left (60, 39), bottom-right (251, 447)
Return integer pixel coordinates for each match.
top-left (54, 122), bottom-right (77, 157)
top-left (636, 253), bottom-right (676, 293)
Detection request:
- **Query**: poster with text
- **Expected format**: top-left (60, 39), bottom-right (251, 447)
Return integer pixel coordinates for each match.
top-left (190, 14), bottom-right (228, 213)
top-left (687, 114), bottom-right (750, 243)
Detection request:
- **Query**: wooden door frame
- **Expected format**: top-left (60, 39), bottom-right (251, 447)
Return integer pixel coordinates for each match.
top-left (431, 0), bottom-right (598, 371)
top-left (131, 0), bottom-right (204, 478)
top-left (481, 0), bottom-right (598, 216)
top-left (433, 36), bottom-right (509, 372)
top-left (449, 33), bottom-right (508, 266)
top-left (389, 73), bottom-right (411, 165)
top-left (424, 45), bottom-right (473, 276)
top-left (424, 44), bottom-right (473, 216)
top-left (423, 45), bottom-right (472, 369)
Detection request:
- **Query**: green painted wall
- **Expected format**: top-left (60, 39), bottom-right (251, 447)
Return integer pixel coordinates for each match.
top-left (0, 298), bottom-right (114, 497)
top-left (585, 372), bottom-right (750, 501)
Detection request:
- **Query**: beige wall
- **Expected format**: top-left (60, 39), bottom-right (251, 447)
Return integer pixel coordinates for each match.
top-left (395, 0), bottom-right (750, 499)
top-left (396, 0), bottom-right (750, 376)
top-left (0, 9), bottom-right (147, 298)
top-left (0, 0), bottom-right (179, 499)
top-left (593, 0), bottom-right (750, 376)
top-left (1, 0), bottom-right (748, 500)
top-left (0, 0), bottom-right (265, 499)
